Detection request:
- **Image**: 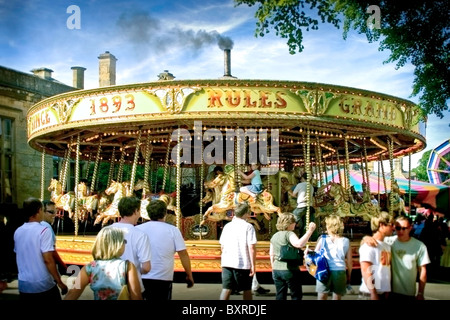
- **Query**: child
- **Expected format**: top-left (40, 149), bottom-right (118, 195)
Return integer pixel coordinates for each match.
top-left (237, 163), bottom-right (263, 200)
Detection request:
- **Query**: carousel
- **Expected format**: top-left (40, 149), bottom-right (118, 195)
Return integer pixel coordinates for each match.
top-left (26, 71), bottom-right (426, 272)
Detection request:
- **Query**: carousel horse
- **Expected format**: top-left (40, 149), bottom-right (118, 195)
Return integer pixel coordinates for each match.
top-left (200, 166), bottom-right (280, 225)
top-left (76, 181), bottom-right (99, 222)
top-left (349, 183), bottom-right (379, 221)
top-left (94, 180), bottom-right (125, 226)
top-left (326, 182), bottom-right (375, 221)
top-left (48, 178), bottom-right (75, 219)
top-left (134, 179), bottom-right (179, 221)
top-left (387, 180), bottom-right (407, 217)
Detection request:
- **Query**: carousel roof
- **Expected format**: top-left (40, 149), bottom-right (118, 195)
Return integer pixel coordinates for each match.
top-left (27, 79), bottom-right (426, 167)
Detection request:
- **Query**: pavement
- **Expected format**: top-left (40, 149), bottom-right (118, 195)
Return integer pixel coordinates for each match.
top-left (1, 273), bottom-right (450, 301)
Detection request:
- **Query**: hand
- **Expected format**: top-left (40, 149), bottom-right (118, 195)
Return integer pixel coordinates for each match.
top-left (59, 282), bottom-right (68, 295)
top-left (361, 236), bottom-right (378, 247)
top-left (308, 222), bottom-right (316, 232)
top-left (186, 275), bottom-right (194, 288)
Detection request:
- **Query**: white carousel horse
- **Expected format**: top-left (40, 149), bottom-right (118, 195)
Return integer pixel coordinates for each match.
top-left (200, 166), bottom-right (280, 225)
top-left (76, 181), bottom-right (98, 222)
top-left (48, 178), bottom-right (75, 219)
top-left (94, 180), bottom-right (125, 226)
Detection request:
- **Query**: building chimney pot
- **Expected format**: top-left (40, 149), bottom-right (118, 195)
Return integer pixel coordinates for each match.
top-left (98, 51), bottom-right (117, 87)
top-left (71, 66), bottom-right (86, 89)
top-left (31, 67), bottom-right (53, 80)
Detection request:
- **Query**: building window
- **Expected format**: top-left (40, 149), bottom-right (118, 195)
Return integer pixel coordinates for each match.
top-left (0, 118), bottom-right (14, 203)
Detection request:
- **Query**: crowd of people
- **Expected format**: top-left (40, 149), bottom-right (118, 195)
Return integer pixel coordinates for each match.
top-left (1, 165), bottom-right (448, 301)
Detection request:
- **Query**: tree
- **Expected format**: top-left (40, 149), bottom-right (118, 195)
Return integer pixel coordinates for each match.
top-left (235, 0), bottom-right (449, 120)
top-left (412, 150), bottom-right (431, 182)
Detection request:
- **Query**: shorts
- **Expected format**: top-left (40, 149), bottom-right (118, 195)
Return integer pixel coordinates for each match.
top-left (246, 184), bottom-right (263, 194)
top-left (315, 270), bottom-right (347, 296)
top-left (221, 267), bottom-right (252, 292)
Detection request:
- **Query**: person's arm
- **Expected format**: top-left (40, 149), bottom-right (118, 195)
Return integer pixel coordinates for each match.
top-left (64, 266), bottom-right (89, 300)
top-left (360, 261), bottom-right (379, 300)
top-left (140, 260), bottom-right (151, 275)
top-left (345, 244), bottom-right (353, 286)
top-left (360, 235), bottom-right (378, 248)
top-left (248, 243), bottom-right (256, 277)
top-left (240, 170), bottom-right (255, 181)
top-left (53, 250), bottom-right (67, 272)
top-left (269, 243), bottom-right (275, 266)
top-left (127, 262), bottom-right (143, 300)
top-left (416, 265), bottom-right (427, 300)
top-left (42, 251), bottom-right (68, 295)
top-left (178, 249), bottom-right (194, 288)
top-left (289, 222), bottom-right (316, 248)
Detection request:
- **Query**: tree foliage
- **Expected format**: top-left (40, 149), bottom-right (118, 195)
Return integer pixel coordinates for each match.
top-left (412, 150), bottom-right (431, 182)
top-left (235, 0), bottom-right (449, 120)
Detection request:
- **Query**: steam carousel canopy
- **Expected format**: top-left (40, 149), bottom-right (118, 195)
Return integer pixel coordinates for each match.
top-left (27, 79), bottom-right (426, 166)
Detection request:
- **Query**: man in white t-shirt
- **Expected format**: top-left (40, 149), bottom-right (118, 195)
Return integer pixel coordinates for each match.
top-left (111, 196), bottom-right (151, 295)
top-left (289, 172), bottom-right (314, 235)
top-left (359, 211), bottom-right (394, 300)
top-left (219, 201), bottom-right (257, 300)
top-left (137, 199), bottom-right (194, 301)
top-left (14, 197), bottom-right (68, 300)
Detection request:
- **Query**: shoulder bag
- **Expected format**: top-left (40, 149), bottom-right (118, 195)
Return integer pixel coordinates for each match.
top-left (117, 260), bottom-right (131, 300)
top-left (305, 235), bottom-right (330, 282)
top-left (278, 231), bottom-right (303, 265)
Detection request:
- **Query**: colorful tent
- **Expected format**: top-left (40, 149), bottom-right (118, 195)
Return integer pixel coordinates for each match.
top-left (321, 170), bottom-right (449, 214)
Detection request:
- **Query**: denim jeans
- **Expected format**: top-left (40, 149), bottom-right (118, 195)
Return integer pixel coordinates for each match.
top-left (272, 269), bottom-right (303, 300)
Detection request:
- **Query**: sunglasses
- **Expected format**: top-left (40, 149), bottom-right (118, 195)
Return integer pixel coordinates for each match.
top-left (123, 239), bottom-right (127, 245)
top-left (46, 210), bottom-right (56, 215)
top-left (395, 226), bottom-right (410, 231)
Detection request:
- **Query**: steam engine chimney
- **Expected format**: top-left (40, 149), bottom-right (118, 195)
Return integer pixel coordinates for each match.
top-left (71, 66), bottom-right (86, 89)
top-left (98, 51), bottom-right (117, 87)
top-left (220, 49), bottom-right (237, 79)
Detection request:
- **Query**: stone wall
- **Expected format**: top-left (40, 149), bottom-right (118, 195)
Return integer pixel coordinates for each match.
top-left (0, 66), bottom-right (76, 207)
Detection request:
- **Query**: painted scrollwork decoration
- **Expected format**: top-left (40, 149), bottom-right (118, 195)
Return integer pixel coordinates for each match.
top-left (291, 89), bottom-right (340, 115)
top-left (51, 99), bottom-right (80, 124)
top-left (146, 87), bottom-right (201, 113)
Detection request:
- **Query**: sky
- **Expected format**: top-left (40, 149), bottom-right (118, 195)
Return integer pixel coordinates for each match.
top-left (1, 0), bottom-right (448, 172)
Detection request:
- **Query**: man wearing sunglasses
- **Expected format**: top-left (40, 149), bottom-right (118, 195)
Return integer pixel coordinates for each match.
top-left (385, 216), bottom-right (430, 300)
top-left (363, 215), bottom-right (430, 300)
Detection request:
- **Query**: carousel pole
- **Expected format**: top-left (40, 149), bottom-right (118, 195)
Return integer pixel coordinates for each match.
top-left (380, 154), bottom-right (388, 209)
top-left (305, 128), bottom-right (312, 245)
top-left (143, 136), bottom-right (153, 198)
top-left (162, 133), bottom-right (171, 192)
top-left (199, 139), bottom-right (204, 239)
top-left (107, 146), bottom-right (116, 188)
top-left (129, 129), bottom-right (142, 194)
top-left (40, 148), bottom-right (46, 201)
top-left (85, 153), bottom-right (92, 180)
top-left (388, 137), bottom-right (395, 216)
top-left (117, 146), bottom-right (126, 183)
top-left (90, 135), bottom-right (102, 193)
top-left (363, 138), bottom-right (371, 194)
top-left (175, 127), bottom-right (182, 230)
top-left (336, 151), bottom-right (343, 185)
top-left (62, 136), bottom-right (73, 192)
top-left (408, 152), bottom-right (412, 215)
top-left (344, 135), bottom-right (351, 197)
top-left (74, 133), bottom-right (80, 237)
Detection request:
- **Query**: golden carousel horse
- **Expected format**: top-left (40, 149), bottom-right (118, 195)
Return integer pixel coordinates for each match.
top-left (48, 178), bottom-right (75, 219)
top-left (94, 180), bottom-right (125, 226)
top-left (76, 182), bottom-right (99, 222)
top-left (200, 166), bottom-right (280, 225)
top-left (387, 180), bottom-right (407, 217)
top-left (326, 182), bottom-right (374, 221)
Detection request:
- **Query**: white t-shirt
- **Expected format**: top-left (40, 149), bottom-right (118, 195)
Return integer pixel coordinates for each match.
top-left (14, 222), bottom-right (55, 293)
top-left (136, 221), bottom-right (186, 281)
top-left (359, 240), bottom-right (392, 294)
top-left (110, 222), bottom-right (151, 290)
top-left (292, 182), bottom-right (313, 208)
top-left (219, 217), bottom-right (257, 269)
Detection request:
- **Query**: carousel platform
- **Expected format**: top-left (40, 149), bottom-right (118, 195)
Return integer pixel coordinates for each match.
top-left (55, 235), bottom-right (362, 272)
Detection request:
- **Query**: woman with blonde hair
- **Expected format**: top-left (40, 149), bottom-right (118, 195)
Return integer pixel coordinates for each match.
top-left (270, 212), bottom-right (316, 300)
top-left (65, 226), bottom-right (142, 300)
top-left (311, 214), bottom-right (352, 300)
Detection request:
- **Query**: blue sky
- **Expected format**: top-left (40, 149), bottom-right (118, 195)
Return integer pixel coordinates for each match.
top-left (1, 0), bottom-right (448, 170)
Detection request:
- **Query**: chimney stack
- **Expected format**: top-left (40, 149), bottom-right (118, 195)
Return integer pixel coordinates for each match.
top-left (71, 66), bottom-right (86, 89)
top-left (98, 51), bottom-right (117, 87)
top-left (31, 68), bottom-right (53, 80)
top-left (220, 49), bottom-right (236, 79)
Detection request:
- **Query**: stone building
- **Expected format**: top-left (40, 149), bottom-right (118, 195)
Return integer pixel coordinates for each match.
top-left (0, 66), bottom-right (78, 207)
